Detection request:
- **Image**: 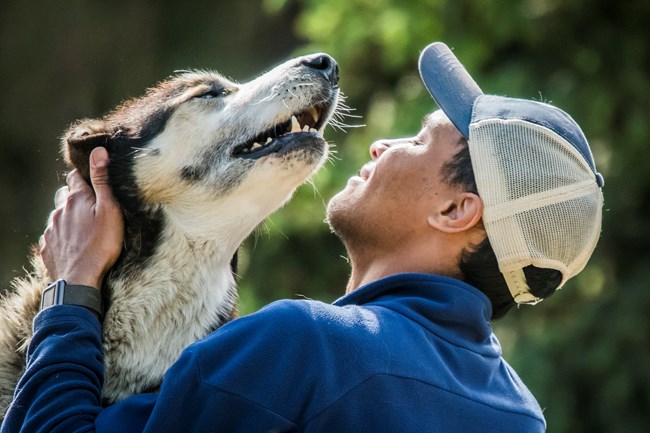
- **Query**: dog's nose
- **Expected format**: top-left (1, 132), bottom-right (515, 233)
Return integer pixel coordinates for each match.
top-left (302, 54), bottom-right (339, 85)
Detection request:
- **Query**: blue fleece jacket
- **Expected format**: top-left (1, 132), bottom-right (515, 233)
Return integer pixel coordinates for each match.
top-left (1, 273), bottom-right (545, 432)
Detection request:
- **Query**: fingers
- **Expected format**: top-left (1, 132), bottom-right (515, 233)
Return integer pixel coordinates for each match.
top-left (90, 147), bottom-right (110, 187)
top-left (40, 147), bottom-right (124, 289)
top-left (54, 186), bottom-right (69, 208)
top-left (66, 168), bottom-right (86, 190)
top-left (38, 234), bottom-right (46, 254)
top-left (89, 147), bottom-right (119, 213)
top-left (65, 145), bottom-right (111, 197)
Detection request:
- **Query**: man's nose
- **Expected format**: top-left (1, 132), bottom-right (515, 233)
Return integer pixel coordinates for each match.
top-left (370, 140), bottom-right (389, 160)
top-left (370, 138), bottom-right (403, 159)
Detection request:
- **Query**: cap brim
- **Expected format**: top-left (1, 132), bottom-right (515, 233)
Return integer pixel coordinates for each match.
top-left (418, 42), bottom-right (484, 138)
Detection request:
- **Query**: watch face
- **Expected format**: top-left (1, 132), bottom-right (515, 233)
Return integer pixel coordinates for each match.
top-left (41, 279), bottom-right (65, 309)
top-left (42, 285), bottom-right (56, 307)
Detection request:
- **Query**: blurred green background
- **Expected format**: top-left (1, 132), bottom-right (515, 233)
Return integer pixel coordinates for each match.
top-left (1, 0), bottom-right (648, 431)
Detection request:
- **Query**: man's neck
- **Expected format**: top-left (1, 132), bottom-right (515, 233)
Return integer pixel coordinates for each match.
top-left (344, 244), bottom-right (462, 294)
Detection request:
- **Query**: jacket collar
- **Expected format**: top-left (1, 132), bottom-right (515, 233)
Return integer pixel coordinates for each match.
top-left (333, 273), bottom-right (501, 356)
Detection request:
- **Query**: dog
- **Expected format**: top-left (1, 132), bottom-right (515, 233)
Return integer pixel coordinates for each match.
top-left (0, 53), bottom-right (340, 419)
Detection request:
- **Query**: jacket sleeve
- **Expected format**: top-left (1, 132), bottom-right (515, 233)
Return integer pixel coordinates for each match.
top-left (1, 305), bottom-right (300, 433)
top-left (1, 306), bottom-right (104, 433)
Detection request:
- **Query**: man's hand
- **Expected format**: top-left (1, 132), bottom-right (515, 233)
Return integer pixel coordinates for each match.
top-left (40, 147), bottom-right (124, 290)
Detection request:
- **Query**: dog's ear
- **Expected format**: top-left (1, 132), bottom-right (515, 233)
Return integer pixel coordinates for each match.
top-left (62, 119), bottom-right (115, 181)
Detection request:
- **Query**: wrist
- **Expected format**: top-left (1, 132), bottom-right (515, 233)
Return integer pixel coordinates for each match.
top-left (41, 279), bottom-right (103, 320)
top-left (55, 271), bottom-right (104, 292)
top-left (65, 278), bottom-right (103, 291)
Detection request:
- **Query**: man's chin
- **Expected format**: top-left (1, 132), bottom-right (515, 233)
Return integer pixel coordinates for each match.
top-left (325, 192), bottom-right (351, 237)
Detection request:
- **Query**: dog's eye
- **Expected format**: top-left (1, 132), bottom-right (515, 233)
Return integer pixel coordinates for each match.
top-left (195, 89), bottom-right (228, 99)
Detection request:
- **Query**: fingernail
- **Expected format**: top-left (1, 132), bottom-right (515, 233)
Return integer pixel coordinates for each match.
top-left (92, 147), bottom-right (109, 168)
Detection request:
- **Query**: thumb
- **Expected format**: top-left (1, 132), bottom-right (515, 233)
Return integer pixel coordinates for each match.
top-left (89, 147), bottom-right (116, 208)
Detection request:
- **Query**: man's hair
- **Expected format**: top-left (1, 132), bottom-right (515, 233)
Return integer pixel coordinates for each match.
top-left (441, 139), bottom-right (562, 319)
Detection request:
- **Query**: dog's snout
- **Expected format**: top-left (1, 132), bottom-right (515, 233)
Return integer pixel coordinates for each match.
top-left (301, 54), bottom-right (339, 85)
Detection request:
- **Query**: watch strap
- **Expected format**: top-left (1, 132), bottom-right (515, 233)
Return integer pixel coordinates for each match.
top-left (41, 279), bottom-right (103, 320)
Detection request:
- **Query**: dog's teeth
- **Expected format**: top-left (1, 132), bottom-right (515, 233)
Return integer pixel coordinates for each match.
top-left (291, 116), bottom-right (301, 132)
top-left (318, 125), bottom-right (326, 135)
top-left (251, 142), bottom-right (262, 150)
top-left (309, 127), bottom-right (319, 134)
top-left (302, 125), bottom-right (310, 132)
top-left (265, 137), bottom-right (272, 144)
top-left (308, 106), bottom-right (320, 123)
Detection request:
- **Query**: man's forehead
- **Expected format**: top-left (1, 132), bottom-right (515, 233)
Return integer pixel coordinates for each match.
top-left (421, 110), bottom-right (449, 129)
top-left (420, 110), bottom-right (465, 146)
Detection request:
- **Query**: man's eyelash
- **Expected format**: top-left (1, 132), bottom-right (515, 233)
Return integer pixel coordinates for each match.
top-left (413, 138), bottom-right (425, 145)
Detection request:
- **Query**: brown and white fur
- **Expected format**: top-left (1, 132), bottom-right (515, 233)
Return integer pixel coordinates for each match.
top-left (0, 53), bottom-right (340, 419)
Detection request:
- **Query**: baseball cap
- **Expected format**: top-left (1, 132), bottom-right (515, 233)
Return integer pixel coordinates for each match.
top-left (418, 42), bottom-right (604, 305)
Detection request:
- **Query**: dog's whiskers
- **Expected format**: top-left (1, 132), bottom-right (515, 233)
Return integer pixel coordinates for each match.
top-left (325, 93), bottom-right (366, 132)
top-left (326, 146), bottom-right (341, 165)
top-left (129, 147), bottom-right (155, 159)
top-left (253, 90), bottom-right (280, 105)
top-left (305, 177), bottom-right (326, 202)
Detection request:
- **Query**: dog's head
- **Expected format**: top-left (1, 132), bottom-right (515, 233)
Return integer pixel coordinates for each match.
top-left (62, 54), bottom-right (339, 245)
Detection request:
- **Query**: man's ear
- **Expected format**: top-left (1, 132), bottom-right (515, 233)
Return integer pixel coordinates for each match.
top-left (427, 192), bottom-right (483, 234)
top-left (62, 119), bottom-right (115, 182)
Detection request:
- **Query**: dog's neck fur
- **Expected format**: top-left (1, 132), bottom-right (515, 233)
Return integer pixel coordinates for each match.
top-left (101, 207), bottom-right (242, 402)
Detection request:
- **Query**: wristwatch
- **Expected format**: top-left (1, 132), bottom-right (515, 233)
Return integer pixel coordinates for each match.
top-left (41, 279), bottom-right (103, 320)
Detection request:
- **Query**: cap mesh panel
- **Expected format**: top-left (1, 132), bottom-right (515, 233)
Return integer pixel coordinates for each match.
top-left (469, 119), bottom-right (603, 286)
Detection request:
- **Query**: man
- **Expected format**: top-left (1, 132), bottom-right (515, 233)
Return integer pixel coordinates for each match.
top-left (2, 42), bottom-right (603, 432)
